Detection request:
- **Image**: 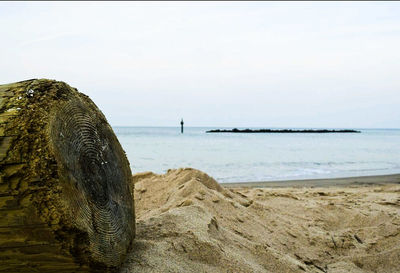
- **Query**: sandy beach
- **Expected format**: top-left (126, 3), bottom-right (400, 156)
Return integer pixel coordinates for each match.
top-left (121, 168), bottom-right (400, 273)
top-left (223, 174), bottom-right (400, 188)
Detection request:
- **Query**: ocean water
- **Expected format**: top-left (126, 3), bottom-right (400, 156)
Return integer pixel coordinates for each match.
top-left (114, 127), bottom-right (400, 183)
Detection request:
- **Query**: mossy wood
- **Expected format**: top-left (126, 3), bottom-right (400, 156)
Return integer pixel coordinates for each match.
top-left (0, 79), bottom-right (135, 272)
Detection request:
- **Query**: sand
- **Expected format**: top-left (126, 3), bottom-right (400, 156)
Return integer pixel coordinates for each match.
top-left (121, 168), bottom-right (400, 273)
top-left (223, 174), bottom-right (400, 188)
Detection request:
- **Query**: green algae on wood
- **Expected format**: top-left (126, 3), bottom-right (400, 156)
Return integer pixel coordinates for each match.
top-left (0, 79), bottom-right (135, 272)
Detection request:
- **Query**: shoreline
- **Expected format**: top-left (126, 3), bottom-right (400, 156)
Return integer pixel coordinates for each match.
top-left (222, 173), bottom-right (400, 188)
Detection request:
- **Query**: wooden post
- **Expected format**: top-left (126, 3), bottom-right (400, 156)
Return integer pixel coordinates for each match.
top-left (181, 118), bottom-right (184, 134)
top-left (0, 79), bottom-right (135, 272)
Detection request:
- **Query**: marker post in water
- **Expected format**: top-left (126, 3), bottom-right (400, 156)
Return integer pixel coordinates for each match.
top-left (181, 118), bottom-right (184, 134)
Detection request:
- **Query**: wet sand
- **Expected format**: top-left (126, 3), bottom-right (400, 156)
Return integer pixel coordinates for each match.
top-left (223, 173), bottom-right (400, 188)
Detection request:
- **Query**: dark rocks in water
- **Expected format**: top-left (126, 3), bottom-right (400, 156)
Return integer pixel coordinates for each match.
top-left (206, 128), bottom-right (361, 133)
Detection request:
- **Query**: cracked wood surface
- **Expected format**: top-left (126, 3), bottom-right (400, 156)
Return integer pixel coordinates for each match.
top-left (0, 79), bottom-right (135, 272)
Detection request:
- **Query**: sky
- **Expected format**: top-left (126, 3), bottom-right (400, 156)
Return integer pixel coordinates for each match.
top-left (1, 1), bottom-right (399, 128)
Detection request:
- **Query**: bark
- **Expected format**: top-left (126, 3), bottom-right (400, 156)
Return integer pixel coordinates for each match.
top-left (0, 79), bottom-right (135, 272)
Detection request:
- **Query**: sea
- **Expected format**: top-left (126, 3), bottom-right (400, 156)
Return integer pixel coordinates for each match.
top-left (113, 127), bottom-right (400, 183)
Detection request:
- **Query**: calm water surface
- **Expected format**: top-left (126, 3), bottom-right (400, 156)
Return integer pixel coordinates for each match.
top-left (114, 127), bottom-right (400, 183)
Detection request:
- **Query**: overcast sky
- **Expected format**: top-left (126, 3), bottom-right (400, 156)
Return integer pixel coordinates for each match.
top-left (1, 2), bottom-right (399, 128)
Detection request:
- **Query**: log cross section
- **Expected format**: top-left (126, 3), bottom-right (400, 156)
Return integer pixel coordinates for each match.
top-left (0, 79), bottom-right (135, 272)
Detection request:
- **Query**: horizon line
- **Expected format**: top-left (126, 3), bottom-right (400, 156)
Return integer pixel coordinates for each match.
top-left (111, 125), bottom-right (400, 130)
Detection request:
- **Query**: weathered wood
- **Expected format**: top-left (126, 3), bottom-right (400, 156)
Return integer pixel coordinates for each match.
top-left (0, 79), bottom-right (135, 272)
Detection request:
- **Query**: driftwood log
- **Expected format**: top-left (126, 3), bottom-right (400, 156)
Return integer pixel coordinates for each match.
top-left (0, 79), bottom-right (135, 272)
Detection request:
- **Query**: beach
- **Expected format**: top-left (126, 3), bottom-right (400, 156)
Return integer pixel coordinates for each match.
top-left (223, 173), bottom-right (400, 188)
top-left (2, 3), bottom-right (400, 272)
top-left (122, 168), bottom-right (400, 273)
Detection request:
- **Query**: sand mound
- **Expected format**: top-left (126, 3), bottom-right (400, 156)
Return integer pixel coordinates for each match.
top-left (121, 168), bottom-right (400, 273)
